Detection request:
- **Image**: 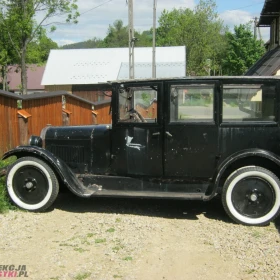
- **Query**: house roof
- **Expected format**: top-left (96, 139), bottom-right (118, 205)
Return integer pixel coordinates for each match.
top-left (117, 62), bottom-right (185, 80)
top-left (258, 0), bottom-right (280, 26)
top-left (41, 46), bottom-right (186, 85)
top-left (245, 46), bottom-right (280, 76)
top-left (6, 65), bottom-right (45, 91)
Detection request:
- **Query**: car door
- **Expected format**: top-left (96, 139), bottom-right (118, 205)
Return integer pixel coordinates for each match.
top-left (164, 80), bottom-right (220, 179)
top-left (111, 81), bottom-right (163, 176)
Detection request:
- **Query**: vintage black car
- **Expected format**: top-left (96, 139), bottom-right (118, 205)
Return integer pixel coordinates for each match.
top-left (3, 76), bottom-right (280, 226)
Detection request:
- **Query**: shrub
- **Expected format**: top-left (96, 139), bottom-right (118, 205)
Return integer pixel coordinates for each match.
top-left (0, 157), bottom-right (16, 213)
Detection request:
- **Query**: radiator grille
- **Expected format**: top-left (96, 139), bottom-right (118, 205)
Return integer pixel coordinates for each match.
top-left (48, 145), bottom-right (85, 163)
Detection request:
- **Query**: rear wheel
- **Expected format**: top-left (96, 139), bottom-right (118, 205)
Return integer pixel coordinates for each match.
top-left (222, 166), bottom-right (280, 226)
top-left (6, 157), bottom-right (59, 211)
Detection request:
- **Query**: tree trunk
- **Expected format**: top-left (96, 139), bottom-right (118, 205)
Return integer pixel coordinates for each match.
top-left (21, 43), bottom-right (28, 95)
top-left (2, 65), bottom-right (7, 91)
top-left (20, 0), bottom-right (28, 95)
top-left (0, 65), bottom-right (8, 91)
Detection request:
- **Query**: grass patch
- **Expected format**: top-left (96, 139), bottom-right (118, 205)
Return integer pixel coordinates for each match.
top-left (74, 247), bottom-right (88, 253)
top-left (59, 243), bottom-right (77, 247)
top-left (74, 272), bottom-right (91, 280)
top-left (122, 256), bottom-right (132, 261)
top-left (112, 246), bottom-right (121, 253)
top-left (0, 158), bottom-right (17, 213)
top-left (246, 269), bottom-right (256, 274)
top-left (106, 227), bottom-right (115, 233)
top-left (251, 230), bottom-right (262, 238)
top-left (95, 238), bottom-right (106, 244)
top-left (113, 275), bottom-right (122, 278)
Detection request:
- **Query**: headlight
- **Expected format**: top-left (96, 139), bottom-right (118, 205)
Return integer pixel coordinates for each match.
top-left (29, 136), bottom-right (42, 147)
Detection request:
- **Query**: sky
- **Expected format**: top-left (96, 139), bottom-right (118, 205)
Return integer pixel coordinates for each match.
top-left (44, 0), bottom-right (268, 46)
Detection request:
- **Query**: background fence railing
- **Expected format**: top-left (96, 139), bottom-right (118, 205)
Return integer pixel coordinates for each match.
top-left (0, 90), bottom-right (111, 154)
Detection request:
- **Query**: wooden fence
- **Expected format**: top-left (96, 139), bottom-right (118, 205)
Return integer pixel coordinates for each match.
top-left (0, 90), bottom-right (111, 153)
top-left (0, 91), bottom-right (20, 153)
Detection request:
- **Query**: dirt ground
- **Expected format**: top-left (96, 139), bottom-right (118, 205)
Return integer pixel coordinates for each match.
top-left (0, 192), bottom-right (280, 280)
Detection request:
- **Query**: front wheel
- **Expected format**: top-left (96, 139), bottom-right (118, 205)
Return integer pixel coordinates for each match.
top-left (6, 157), bottom-right (59, 211)
top-left (222, 166), bottom-right (280, 226)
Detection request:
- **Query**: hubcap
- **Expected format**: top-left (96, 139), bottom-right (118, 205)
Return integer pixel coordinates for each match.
top-left (23, 178), bottom-right (37, 192)
top-left (232, 176), bottom-right (275, 218)
top-left (250, 193), bottom-right (258, 202)
top-left (12, 166), bottom-right (49, 205)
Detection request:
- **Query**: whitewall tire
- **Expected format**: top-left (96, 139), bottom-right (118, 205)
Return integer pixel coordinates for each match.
top-left (6, 157), bottom-right (59, 211)
top-left (222, 166), bottom-right (280, 226)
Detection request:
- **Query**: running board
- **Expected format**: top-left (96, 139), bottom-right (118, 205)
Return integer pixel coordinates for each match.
top-left (90, 189), bottom-right (205, 200)
top-left (74, 174), bottom-right (208, 200)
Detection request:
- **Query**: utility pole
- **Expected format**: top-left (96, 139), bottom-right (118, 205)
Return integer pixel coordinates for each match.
top-left (152, 0), bottom-right (157, 78)
top-left (254, 17), bottom-right (258, 39)
top-left (128, 0), bottom-right (134, 79)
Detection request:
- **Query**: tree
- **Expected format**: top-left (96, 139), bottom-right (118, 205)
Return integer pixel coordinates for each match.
top-left (103, 19), bottom-right (128, 47)
top-left (62, 37), bottom-right (104, 49)
top-left (103, 19), bottom-right (152, 48)
top-left (157, 0), bottom-right (227, 75)
top-left (0, 15), bottom-right (13, 90)
top-left (222, 23), bottom-right (265, 75)
top-left (27, 28), bottom-right (58, 63)
top-left (0, 0), bottom-right (79, 94)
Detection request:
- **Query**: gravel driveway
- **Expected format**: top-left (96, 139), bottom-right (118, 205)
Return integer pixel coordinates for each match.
top-left (0, 191), bottom-right (279, 280)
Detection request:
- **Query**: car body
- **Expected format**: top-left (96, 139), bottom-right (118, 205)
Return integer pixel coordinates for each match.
top-left (3, 76), bottom-right (280, 226)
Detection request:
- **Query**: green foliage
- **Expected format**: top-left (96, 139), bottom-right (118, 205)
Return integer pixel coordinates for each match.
top-left (74, 272), bottom-right (91, 280)
top-left (27, 28), bottom-right (58, 63)
top-left (157, 0), bottom-right (227, 75)
top-left (95, 238), bottom-right (106, 244)
top-left (101, 19), bottom-right (152, 48)
top-left (103, 19), bottom-right (128, 48)
top-left (222, 23), bottom-right (265, 75)
top-left (0, 158), bottom-right (16, 213)
top-left (61, 22), bottom-right (152, 49)
top-left (0, 12), bottom-right (18, 90)
top-left (106, 227), bottom-right (115, 233)
top-left (0, 0), bottom-right (79, 94)
top-left (122, 256), bottom-right (133, 261)
top-left (62, 37), bottom-right (104, 49)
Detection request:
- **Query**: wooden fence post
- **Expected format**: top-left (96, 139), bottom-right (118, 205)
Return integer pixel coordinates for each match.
top-left (92, 110), bottom-right (98, 124)
top-left (17, 110), bottom-right (32, 145)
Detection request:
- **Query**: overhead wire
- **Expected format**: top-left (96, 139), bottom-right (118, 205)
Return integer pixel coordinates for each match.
top-left (80, 0), bottom-right (114, 16)
top-left (220, 1), bottom-right (264, 12)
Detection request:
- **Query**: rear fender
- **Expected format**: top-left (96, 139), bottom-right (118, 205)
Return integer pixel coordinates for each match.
top-left (2, 146), bottom-right (97, 197)
top-left (204, 149), bottom-right (280, 200)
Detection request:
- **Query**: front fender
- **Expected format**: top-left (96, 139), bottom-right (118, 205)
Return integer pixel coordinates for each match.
top-left (2, 146), bottom-right (96, 197)
top-left (204, 148), bottom-right (280, 200)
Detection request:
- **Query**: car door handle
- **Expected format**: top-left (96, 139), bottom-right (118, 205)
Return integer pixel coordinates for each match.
top-left (152, 132), bottom-right (160, 136)
top-left (165, 131), bottom-right (173, 137)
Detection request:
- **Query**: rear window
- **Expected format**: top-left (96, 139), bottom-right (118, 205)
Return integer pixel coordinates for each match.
top-left (222, 84), bottom-right (276, 122)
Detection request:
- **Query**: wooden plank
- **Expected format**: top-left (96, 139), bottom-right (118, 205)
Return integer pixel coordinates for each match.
top-left (17, 109), bottom-right (32, 119)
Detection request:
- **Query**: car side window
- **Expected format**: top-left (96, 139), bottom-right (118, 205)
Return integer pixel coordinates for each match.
top-left (118, 85), bottom-right (158, 123)
top-left (170, 84), bottom-right (214, 122)
top-left (222, 84), bottom-right (276, 122)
